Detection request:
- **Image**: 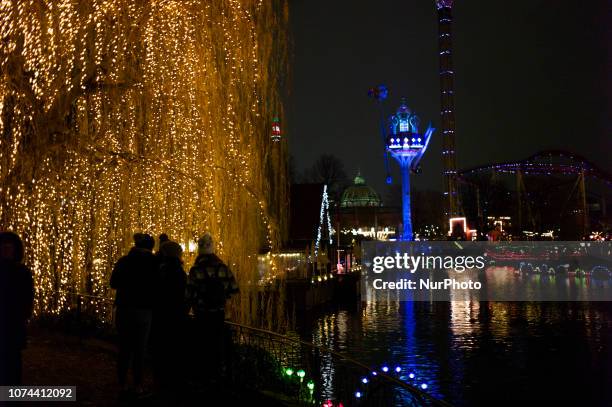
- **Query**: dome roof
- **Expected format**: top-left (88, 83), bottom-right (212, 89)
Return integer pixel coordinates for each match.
top-left (340, 173), bottom-right (382, 208)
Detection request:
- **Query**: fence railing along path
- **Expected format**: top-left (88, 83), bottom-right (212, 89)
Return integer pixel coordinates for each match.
top-left (42, 290), bottom-right (452, 406)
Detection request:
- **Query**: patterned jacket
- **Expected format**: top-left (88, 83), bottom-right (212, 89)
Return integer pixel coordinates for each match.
top-left (187, 253), bottom-right (238, 315)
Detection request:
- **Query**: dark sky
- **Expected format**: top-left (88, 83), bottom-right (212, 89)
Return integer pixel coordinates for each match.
top-left (287, 0), bottom-right (610, 197)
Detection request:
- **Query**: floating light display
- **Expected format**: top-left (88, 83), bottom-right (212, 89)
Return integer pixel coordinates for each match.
top-left (279, 361), bottom-right (436, 405)
top-left (0, 0), bottom-right (289, 327)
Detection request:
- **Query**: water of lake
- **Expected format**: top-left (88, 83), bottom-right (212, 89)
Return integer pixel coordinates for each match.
top-left (297, 273), bottom-right (612, 406)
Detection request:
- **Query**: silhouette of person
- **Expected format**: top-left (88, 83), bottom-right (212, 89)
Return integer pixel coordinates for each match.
top-left (186, 233), bottom-right (238, 384)
top-left (156, 234), bottom-right (169, 258)
top-left (0, 231), bottom-right (34, 385)
top-left (110, 233), bottom-right (159, 398)
top-left (152, 241), bottom-right (187, 394)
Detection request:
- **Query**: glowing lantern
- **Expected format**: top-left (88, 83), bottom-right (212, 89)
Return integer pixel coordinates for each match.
top-left (272, 117), bottom-right (282, 142)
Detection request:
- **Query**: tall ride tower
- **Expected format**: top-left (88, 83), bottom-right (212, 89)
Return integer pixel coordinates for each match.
top-left (436, 0), bottom-right (459, 219)
top-left (386, 100), bottom-right (434, 241)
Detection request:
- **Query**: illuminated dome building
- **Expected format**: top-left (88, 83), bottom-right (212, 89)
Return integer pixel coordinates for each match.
top-left (341, 173), bottom-right (382, 208)
top-left (337, 173), bottom-right (400, 242)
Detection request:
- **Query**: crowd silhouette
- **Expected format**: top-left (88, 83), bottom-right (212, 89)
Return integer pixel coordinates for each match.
top-left (111, 232), bottom-right (239, 401)
top-left (0, 230), bottom-right (239, 403)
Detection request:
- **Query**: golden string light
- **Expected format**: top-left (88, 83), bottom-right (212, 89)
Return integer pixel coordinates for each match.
top-left (0, 0), bottom-right (289, 328)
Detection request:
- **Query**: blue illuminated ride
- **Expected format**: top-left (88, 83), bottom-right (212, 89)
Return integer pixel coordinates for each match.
top-left (384, 97), bottom-right (435, 240)
top-left (387, 99), bottom-right (434, 240)
top-left (369, 87), bottom-right (434, 240)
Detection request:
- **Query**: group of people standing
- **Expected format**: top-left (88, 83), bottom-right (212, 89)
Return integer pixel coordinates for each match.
top-left (110, 232), bottom-right (239, 400)
top-left (1, 229), bottom-right (239, 399)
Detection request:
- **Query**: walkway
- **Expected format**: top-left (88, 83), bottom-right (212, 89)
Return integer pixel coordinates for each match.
top-left (21, 326), bottom-right (286, 406)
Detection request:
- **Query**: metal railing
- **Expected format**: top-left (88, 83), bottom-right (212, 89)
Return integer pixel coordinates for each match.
top-left (40, 291), bottom-right (452, 406)
top-left (225, 322), bottom-right (452, 407)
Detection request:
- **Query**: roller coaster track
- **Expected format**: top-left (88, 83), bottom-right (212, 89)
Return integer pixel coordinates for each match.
top-left (458, 150), bottom-right (612, 186)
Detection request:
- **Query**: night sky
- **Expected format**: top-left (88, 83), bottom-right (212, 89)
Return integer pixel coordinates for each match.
top-left (287, 0), bottom-right (610, 197)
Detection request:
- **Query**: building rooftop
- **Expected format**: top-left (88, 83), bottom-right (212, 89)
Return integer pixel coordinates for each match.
top-left (340, 173), bottom-right (382, 208)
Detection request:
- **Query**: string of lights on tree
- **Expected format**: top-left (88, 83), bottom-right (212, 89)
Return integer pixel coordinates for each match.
top-left (314, 184), bottom-right (334, 257)
top-left (0, 0), bottom-right (289, 328)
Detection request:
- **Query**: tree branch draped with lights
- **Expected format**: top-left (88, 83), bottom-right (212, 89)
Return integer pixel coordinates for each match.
top-left (0, 0), bottom-right (289, 329)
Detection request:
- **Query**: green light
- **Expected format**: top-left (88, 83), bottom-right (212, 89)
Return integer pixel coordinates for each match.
top-left (297, 369), bottom-right (306, 378)
top-left (307, 380), bottom-right (315, 390)
top-left (285, 368), bottom-right (294, 376)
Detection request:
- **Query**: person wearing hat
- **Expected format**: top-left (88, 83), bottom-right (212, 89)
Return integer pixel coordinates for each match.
top-left (110, 233), bottom-right (159, 398)
top-left (186, 233), bottom-right (238, 384)
top-left (151, 240), bottom-right (187, 394)
top-left (155, 233), bottom-right (170, 260)
top-left (0, 231), bottom-right (34, 386)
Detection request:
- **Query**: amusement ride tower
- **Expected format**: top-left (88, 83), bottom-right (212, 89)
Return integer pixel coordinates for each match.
top-left (437, 0), bottom-right (460, 219)
top-left (386, 99), bottom-right (434, 240)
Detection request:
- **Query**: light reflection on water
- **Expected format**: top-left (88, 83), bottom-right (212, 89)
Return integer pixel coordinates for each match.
top-left (298, 270), bottom-right (612, 406)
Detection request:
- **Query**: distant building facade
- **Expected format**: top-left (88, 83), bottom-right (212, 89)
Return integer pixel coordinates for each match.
top-left (336, 174), bottom-right (401, 242)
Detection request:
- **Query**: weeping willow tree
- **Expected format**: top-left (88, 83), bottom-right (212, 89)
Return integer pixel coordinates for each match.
top-left (0, 0), bottom-right (290, 329)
